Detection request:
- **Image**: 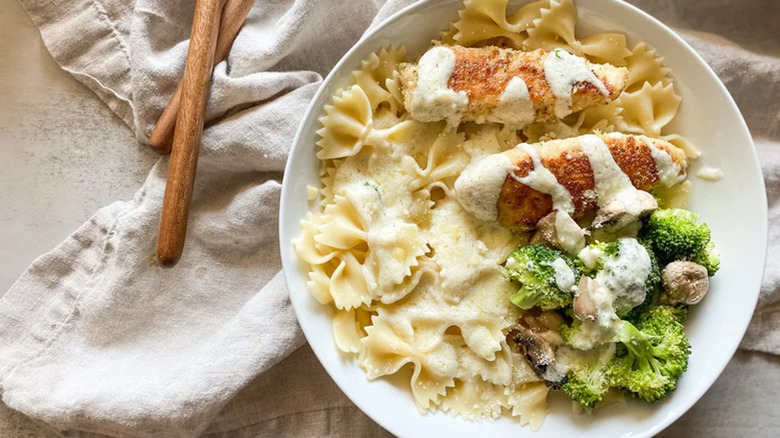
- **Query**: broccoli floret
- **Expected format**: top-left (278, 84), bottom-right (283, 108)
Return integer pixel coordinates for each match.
top-left (578, 241), bottom-right (619, 275)
top-left (641, 209), bottom-right (717, 272)
top-left (505, 245), bottom-right (581, 310)
top-left (560, 317), bottom-right (618, 350)
top-left (560, 345), bottom-right (616, 408)
top-left (644, 303), bottom-right (689, 325)
top-left (559, 318), bottom-right (580, 345)
top-left (562, 376), bottom-right (605, 408)
top-left (693, 241), bottom-right (721, 276)
top-left (559, 305), bottom-right (691, 406)
top-left (608, 305), bottom-right (691, 403)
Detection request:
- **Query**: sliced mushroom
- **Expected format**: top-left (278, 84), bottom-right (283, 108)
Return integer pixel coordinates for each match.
top-left (573, 276), bottom-right (599, 321)
top-left (506, 325), bottom-right (567, 388)
top-left (591, 190), bottom-right (658, 230)
top-left (661, 261), bottom-right (709, 305)
top-left (531, 210), bottom-right (587, 255)
top-left (530, 211), bottom-right (558, 246)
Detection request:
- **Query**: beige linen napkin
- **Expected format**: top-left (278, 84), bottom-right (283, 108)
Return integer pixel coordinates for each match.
top-left (1, 0), bottom-right (778, 436)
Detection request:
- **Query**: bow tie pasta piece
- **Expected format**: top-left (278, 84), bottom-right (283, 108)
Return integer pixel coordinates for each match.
top-left (625, 42), bottom-right (673, 92)
top-left (294, 189), bottom-right (433, 310)
top-left (505, 382), bottom-right (551, 430)
top-left (318, 159), bottom-right (341, 208)
top-left (360, 316), bottom-right (457, 410)
top-left (575, 33), bottom-right (632, 67)
top-left (523, 0), bottom-right (578, 51)
top-left (523, 0), bottom-right (630, 67)
top-left (450, 0), bottom-right (547, 47)
top-left (404, 129), bottom-right (469, 192)
top-left (440, 381), bottom-right (508, 420)
top-left (332, 307), bottom-right (376, 354)
top-left (617, 82), bottom-right (681, 138)
top-left (316, 84), bottom-right (415, 160)
top-left (317, 86), bottom-right (373, 159)
top-left (353, 46), bottom-right (407, 114)
top-left (438, 343), bottom-right (548, 426)
top-left (663, 133), bottom-right (701, 159)
top-left (573, 99), bottom-right (624, 134)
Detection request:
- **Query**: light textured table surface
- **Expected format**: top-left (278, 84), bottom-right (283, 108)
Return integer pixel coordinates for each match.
top-left (1, 0), bottom-right (779, 436)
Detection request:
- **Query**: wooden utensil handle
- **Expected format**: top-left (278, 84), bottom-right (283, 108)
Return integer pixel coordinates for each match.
top-left (147, 0), bottom-right (254, 154)
top-left (156, 0), bottom-right (225, 267)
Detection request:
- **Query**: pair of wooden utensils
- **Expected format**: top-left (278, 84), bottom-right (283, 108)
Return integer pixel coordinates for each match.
top-left (153, 0), bottom-right (254, 267)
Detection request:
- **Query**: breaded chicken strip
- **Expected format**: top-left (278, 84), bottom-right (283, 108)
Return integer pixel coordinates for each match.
top-left (400, 45), bottom-right (628, 125)
top-left (454, 133), bottom-right (687, 231)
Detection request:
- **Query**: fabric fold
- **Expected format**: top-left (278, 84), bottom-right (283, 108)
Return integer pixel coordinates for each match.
top-left (3, 0), bottom-right (388, 435)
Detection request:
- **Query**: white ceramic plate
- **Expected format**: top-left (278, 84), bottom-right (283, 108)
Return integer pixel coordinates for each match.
top-left (279, 1), bottom-right (768, 436)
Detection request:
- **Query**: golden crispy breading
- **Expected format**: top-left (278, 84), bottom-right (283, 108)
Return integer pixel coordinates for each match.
top-left (399, 45), bottom-right (628, 123)
top-left (497, 134), bottom-right (687, 230)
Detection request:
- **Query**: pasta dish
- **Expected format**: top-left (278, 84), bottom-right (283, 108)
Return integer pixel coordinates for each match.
top-left (294, 0), bottom-right (719, 429)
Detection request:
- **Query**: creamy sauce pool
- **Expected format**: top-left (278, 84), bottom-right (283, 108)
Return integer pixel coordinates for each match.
top-left (697, 165), bottom-right (724, 181)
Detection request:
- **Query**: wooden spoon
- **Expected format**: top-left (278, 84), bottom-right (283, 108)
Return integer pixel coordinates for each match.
top-left (156, 0), bottom-right (226, 267)
top-left (147, 0), bottom-right (255, 155)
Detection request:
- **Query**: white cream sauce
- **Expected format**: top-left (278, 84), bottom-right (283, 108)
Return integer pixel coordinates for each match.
top-left (595, 238), bottom-right (652, 315)
top-left (578, 135), bottom-right (636, 208)
top-left (427, 199), bottom-right (503, 303)
top-left (492, 76), bottom-right (535, 125)
top-left (455, 153), bottom-right (516, 221)
top-left (510, 143), bottom-right (575, 214)
top-left (609, 189), bottom-right (653, 218)
top-left (577, 246), bottom-right (604, 270)
top-left (554, 210), bottom-right (586, 255)
top-left (580, 238), bottom-right (652, 329)
top-left (697, 165), bottom-right (724, 181)
top-left (544, 257), bottom-right (577, 293)
top-left (544, 49), bottom-right (609, 118)
top-left (649, 143), bottom-right (685, 187)
top-left (570, 238), bottom-right (652, 348)
top-left (410, 47), bottom-right (469, 126)
top-left (344, 183), bottom-right (415, 291)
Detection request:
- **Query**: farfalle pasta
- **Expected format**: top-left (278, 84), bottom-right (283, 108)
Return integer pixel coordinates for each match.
top-left (353, 46), bottom-right (407, 113)
top-left (450, 0), bottom-right (546, 47)
top-left (523, 0), bottom-right (631, 66)
top-left (295, 0), bottom-right (697, 430)
top-left (625, 42), bottom-right (673, 91)
top-left (617, 81), bottom-right (681, 137)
